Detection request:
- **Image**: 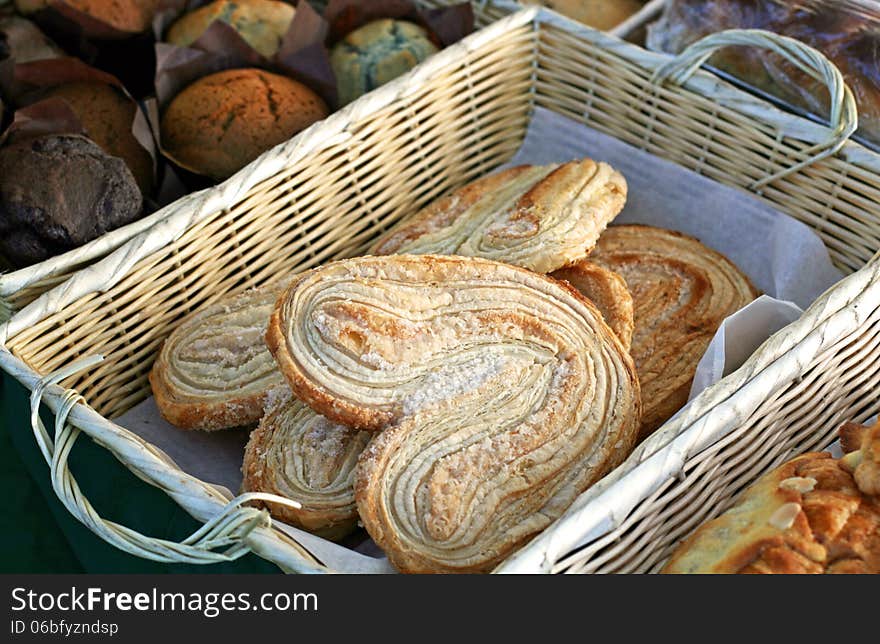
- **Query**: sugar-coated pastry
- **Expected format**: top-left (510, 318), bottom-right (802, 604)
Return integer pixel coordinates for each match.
top-left (266, 254), bottom-right (641, 573)
top-left (370, 160), bottom-right (628, 274)
top-left (149, 285), bottom-right (288, 431)
top-left (241, 391), bottom-right (370, 540)
top-left (588, 225), bottom-right (758, 440)
top-left (551, 260), bottom-right (634, 350)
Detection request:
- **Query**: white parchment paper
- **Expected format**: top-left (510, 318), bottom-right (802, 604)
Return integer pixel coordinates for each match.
top-left (114, 107), bottom-right (844, 573)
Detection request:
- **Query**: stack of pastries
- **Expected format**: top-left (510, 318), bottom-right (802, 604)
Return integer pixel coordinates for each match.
top-left (149, 157), bottom-right (758, 572)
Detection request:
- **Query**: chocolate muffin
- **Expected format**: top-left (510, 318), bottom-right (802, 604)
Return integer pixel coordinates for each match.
top-left (330, 19), bottom-right (439, 106)
top-left (166, 0), bottom-right (296, 58)
top-left (41, 82), bottom-right (154, 194)
top-left (160, 68), bottom-right (328, 180)
top-left (0, 134), bottom-right (143, 268)
top-left (14, 0), bottom-right (161, 35)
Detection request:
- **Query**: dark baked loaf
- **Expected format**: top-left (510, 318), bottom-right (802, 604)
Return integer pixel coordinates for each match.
top-left (160, 68), bottom-right (328, 180)
top-left (166, 0), bottom-right (296, 58)
top-left (41, 82), bottom-right (153, 194)
top-left (0, 134), bottom-right (143, 268)
top-left (14, 0), bottom-right (161, 34)
top-left (330, 19), bottom-right (438, 106)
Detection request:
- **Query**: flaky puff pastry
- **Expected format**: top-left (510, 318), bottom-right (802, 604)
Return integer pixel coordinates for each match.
top-left (368, 159), bottom-right (627, 274)
top-left (551, 261), bottom-right (634, 350)
top-left (149, 286), bottom-right (287, 430)
top-left (586, 225), bottom-right (758, 440)
top-left (241, 391), bottom-right (371, 540)
top-left (664, 421), bottom-right (880, 574)
top-left (266, 254), bottom-right (641, 573)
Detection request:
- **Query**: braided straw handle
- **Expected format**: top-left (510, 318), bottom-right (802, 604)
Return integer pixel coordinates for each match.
top-left (29, 356), bottom-right (305, 565)
top-left (652, 29), bottom-right (859, 189)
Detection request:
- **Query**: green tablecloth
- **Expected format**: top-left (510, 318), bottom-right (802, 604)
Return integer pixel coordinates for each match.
top-left (0, 372), bottom-right (280, 574)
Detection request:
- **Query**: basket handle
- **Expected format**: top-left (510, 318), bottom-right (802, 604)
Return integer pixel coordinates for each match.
top-left (29, 356), bottom-right (303, 565)
top-left (651, 29), bottom-right (858, 189)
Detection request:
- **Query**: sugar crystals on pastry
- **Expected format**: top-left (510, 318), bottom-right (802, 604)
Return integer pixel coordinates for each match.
top-left (369, 159), bottom-right (627, 274)
top-left (241, 391), bottom-right (370, 540)
top-left (266, 254), bottom-right (641, 572)
top-left (583, 225), bottom-right (758, 440)
top-left (149, 285), bottom-right (287, 431)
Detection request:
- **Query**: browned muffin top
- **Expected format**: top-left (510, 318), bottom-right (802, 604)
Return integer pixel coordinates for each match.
top-left (43, 82), bottom-right (153, 195)
top-left (160, 68), bottom-right (328, 180)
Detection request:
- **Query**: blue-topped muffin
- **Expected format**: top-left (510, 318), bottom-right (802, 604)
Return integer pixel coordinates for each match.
top-left (330, 19), bottom-right (439, 106)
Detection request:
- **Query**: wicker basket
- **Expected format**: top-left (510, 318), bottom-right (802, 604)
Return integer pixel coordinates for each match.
top-left (3, 8), bottom-right (880, 573)
top-left (0, 0), bottom-right (518, 321)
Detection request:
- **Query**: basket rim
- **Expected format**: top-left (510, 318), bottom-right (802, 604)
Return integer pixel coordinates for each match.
top-left (3, 6), bottom-right (880, 573)
top-left (4, 2), bottom-right (880, 301)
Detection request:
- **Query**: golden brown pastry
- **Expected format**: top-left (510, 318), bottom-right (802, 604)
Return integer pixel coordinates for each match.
top-left (266, 254), bottom-right (640, 573)
top-left (166, 0), bottom-right (296, 58)
top-left (551, 260), bottom-right (634, 350)
top-left (523, 0), bottom-right (644, 31)
top-left (663, 421), bottom-right (880, 574)
top-left (149, 286), bottom-right (287, 431)
top-left (241, 391), bottom-right (370, 540)
top-left (369, 160), bottom-right (627, 274)
top-left (588, 225), bottom-right (758, 440)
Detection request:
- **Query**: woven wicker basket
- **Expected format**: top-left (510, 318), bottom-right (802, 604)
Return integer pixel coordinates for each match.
top-left (0, 0), bottom-right (518, 321)
top-left (3, 8), bottom-right (880, 573)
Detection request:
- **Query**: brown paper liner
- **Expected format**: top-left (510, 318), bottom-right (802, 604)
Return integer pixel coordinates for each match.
top-left (154, 0), bottom-right (335, 108)
top-left (25, 4), bottom-right (158, 97)
top-left (4, 57), bottom-right (159, 196)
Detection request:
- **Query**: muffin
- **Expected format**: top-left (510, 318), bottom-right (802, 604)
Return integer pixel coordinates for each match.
top-left (160, 68), bottom-right (328, 180)
top-left (0, 15), bottom-right (66, 64)
top-left (41, 82), bottom-right (154, 194)
top-left (166, 0), bottom-right (296, 58)
top-left (0, 134), bottom-right (143, 268)
top-left (524, 0), bottom-right (644, 31)
top-left (330, 19), bottom-right (439, 106)
top-left (14, 0), bottom-right (161, 35)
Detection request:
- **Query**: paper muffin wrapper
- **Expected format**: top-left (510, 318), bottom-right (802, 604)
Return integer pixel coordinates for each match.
top-left (2, 56), bottom-right (159, 196)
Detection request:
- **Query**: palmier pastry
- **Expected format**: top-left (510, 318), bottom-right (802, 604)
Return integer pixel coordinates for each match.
top-left (149, 286), bottom-right (287, 430)
top-left (266, 254), bottom-right (640, 573)
top-left (241, 392), bottom-right (370, 540)
top-left (551, 260), bottom-right (634, 350)
top-left (664, 421), bottom-right (880, 574)
top-left (368, 159), bottom-right (627, 274)
top-left (586, 225), bottom-right (758, 440)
